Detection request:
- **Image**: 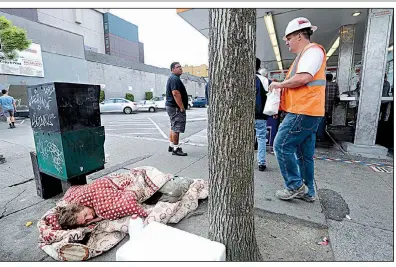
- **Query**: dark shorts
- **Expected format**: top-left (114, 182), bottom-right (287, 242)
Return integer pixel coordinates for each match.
top-left (3, 109), bottom-right (14, 118)
top-left (166, 106), bottom-right (186, 133)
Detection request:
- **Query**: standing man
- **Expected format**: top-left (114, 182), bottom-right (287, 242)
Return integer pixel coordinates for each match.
top-left (317, 73), bottom-right (339, 141)
top-left (382, 74), bottom-right (391, 97)
top-left (166, 62), bottom-right (188, 156)
top-left (269, 17), bottom-right (326, 202)
top-left (255, 58), bottom-right (271, 171)
top-left (0, 89), bottom-right (17, 129)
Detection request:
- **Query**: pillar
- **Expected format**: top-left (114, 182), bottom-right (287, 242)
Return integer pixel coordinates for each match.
top-left (332, 24), bottom-right (356, 125)
top-left (341, 9), bottom-right (393, 158)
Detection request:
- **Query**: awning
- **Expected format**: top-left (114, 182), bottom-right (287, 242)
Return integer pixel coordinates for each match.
top-left (177, 8), bottom-right (394, 71)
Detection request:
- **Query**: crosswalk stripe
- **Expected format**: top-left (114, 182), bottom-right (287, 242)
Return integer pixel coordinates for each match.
top-left (148, 118), bottom-right (168, 139)
top-left (105, 128), bottom-right (157, 131)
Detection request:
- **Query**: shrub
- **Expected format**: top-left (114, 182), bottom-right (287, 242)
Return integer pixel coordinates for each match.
top-left (99, 90), bottom-right (105, 102)
top-left (125, 93), bottom-right (134, 101)
top-left (145, 91), bottom-right (153, 100)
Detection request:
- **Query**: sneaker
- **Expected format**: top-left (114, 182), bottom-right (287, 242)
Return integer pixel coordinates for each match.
top-left (258, 165), bottom-right (266, 172)
top-left (168, 146), bottom-right (173, 152)
top-left (275, 184), bottom-right (308, 200)
top-left (296, 193), bottom-right (316, 202)
top-left (172, 147), bottom-right (187, 156)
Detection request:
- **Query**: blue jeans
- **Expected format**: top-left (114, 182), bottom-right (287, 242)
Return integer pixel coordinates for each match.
top-left (273, 113), bottom-right (322, 197)
top-left (316, 117), bottom-right (326, 140)
top-left (255, 119), bottom-right (267, 166)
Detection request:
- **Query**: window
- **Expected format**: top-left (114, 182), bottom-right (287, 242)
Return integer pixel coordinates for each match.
top-left (115, 99), bottom-right (124, 103)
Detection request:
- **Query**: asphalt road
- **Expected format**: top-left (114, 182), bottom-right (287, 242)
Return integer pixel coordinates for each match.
top-left (0, 107), bottom-right (209, 168)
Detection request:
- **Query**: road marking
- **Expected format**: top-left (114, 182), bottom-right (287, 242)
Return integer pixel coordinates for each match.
top-left (187, 118), bottom-right (207, 122)
top-left (148, 117), bottom-right (168, 139)
top-left (104, 123), bottom-right (154, 126)
top-left (105, 128), bottom-right (157, 130)
top-left (121, 132), bottom-right (160, 135)
top-left (20, 120), bottom-right (25, 125)
top-left (106, 133), bottom-right (169, 143)
top-left (106, 133), bottom-right (206, 147)
top-left (104, 120), bottom-right (149, 124)
top-left (192, 134), bottom-right (208, 138)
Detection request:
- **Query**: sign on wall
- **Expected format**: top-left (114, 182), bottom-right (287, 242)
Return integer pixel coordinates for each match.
top-left (0, 43), bottom-right (44, 78)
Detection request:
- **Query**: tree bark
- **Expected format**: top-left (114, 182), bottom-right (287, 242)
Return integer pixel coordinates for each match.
top-left (208, 9), bottom-right (262, 261)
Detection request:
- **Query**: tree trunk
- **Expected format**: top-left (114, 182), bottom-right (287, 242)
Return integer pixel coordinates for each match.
top-left (208, 9), bottom-right (262, 261)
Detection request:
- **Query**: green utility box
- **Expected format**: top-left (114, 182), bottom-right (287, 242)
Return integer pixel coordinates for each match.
top-left (33, 126), bottom-right (105, 181)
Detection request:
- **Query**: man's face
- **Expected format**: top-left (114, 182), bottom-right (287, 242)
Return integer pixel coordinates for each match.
top-left (172, 64), bottom-right (183, 75)
top-left (76, 207), bottom-right (96, 225)
top-left (285, 32), bottom-right (300, 53)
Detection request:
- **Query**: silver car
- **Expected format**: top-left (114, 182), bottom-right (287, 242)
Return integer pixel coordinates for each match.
top-left (136, 100), bottom-right (157, 112)
top-left (100, 98), bottom-right (138, 114)
top-left (152, 96), bottom-right (193, 110)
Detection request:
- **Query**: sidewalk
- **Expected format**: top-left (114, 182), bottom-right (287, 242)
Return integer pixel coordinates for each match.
top-left (0, 137), bottom-right (393, 261)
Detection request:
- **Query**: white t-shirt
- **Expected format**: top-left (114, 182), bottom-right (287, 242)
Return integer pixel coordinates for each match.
top-left (296, 47), bottom-right (324, 77)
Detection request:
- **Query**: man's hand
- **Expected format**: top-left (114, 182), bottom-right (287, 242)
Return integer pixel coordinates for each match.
top-left (273, 114), bottom-right (278, 119)
top-left (268, 82), bottom-right (282, 92)
top-left (180, 107), bottom-right (185, 113)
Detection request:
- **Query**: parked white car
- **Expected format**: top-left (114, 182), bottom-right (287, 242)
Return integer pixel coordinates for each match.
top-left (152, 96), bottom-right (192, 110)
top-left (188, 96), bottom-right (193, 109)
top-left (136, 100), bottom-right (157, 112)
top-left (152, 96), bottom-right (166, 109)
top-left (100, 98), bottom-right (138, 114)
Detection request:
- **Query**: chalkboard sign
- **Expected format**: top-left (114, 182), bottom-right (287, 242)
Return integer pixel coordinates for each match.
top-left (28, 82), bottom-right (101, 132)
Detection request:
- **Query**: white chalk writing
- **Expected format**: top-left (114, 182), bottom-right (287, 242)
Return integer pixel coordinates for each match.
top-left (31, 113), bottom-right (56, 128)
top-left (36, 140), bottom-right (64, 174)
top-left (42, 85), bottom-right (55, 96)
top-left (29, 94), bottom-right (52, 110)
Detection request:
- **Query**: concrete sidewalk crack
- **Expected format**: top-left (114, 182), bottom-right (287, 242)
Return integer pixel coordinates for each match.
top-left (0, 189), bottom-right (26, 219)
top-left (0, 199), bottom-right (47, 220)
top-left (175, 154), bottom-right (207, 175)
top-left (8, 178), bottom-right (34, 188)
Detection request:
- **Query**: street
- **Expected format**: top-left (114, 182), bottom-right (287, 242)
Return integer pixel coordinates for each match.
top-left (0, 107), bottom-right (209, 170)
top-left (0, 106), bottom-right (393, 261)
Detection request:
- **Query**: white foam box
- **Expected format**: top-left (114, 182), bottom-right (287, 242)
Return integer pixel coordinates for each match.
top-left (116, 221), bottom-right (226, 261)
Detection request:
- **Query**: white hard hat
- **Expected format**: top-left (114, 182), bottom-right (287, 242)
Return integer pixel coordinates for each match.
top-left (283, 17), bottom-right (317, 41)
top-left (259, 68), bottom-right (268, 77)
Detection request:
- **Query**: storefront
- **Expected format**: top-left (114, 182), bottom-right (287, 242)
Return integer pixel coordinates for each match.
top-left (177, 8), bottom-right (394, 157)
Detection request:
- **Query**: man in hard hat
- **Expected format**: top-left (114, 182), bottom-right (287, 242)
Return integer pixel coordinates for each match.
top-left (268, 17), bottom-right (326, 202)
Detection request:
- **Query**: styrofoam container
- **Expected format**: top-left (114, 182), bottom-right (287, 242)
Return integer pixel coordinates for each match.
top-left (116, 221), bottom-right (226, 261)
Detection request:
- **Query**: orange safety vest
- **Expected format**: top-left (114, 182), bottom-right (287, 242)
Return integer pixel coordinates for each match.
top-left (280, 42), bottom-right (327, 116)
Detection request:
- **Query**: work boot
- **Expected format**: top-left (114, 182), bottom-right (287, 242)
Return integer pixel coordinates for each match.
top-left (275, 184), bottom-right (308, 200)
top-left (168, 146), bottom-right (173, 152)
top-left (12, 122), bottom-right (15, 128)
top-left (172, 147), bottom-right (187, 156)
top-left (258, 165), bottom-right (267, 172)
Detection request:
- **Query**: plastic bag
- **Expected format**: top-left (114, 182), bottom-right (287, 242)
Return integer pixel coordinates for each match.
top-left (263, 89), bottom-right (281, 116)
top-left (158, 176), bottom-right (194, 203)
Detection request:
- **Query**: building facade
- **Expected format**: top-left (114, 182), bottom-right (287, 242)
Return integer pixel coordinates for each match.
top-left (0, 9), bottom-right (205, 108)
top-left (183, 64), bottom-right (208, 77)
top-left (0, 8), bottom-right (144, 63)
top-left (103, 12), bottom-right (143, 62)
